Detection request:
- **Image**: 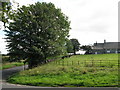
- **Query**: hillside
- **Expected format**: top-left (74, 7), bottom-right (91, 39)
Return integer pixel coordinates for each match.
top-left (8, 54), bottom-right (119, 87)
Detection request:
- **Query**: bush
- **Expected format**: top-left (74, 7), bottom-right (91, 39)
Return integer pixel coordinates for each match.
top-left (2, 56), bottom-right (10, 63)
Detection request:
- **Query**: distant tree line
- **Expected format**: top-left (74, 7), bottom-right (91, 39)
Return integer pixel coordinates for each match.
top-left (66, 39), bottom-right (80, 55)
top-left (81, 45), bottom-right (92, 54)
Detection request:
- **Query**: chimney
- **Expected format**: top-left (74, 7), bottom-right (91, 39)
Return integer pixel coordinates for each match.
top-left (104, 39), bottom-right (106, 44)
top-left (95, 41), bottom-right (97, 45)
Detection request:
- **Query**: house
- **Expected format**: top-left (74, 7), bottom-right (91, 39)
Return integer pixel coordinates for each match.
top-left (92, 40), bottom-right (120, 54)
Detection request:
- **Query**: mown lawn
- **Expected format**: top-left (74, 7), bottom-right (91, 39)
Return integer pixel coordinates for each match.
top-left (7, 54), bottom-right (119, 87)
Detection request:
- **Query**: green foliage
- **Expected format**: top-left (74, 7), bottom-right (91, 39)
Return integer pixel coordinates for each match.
top-left (0, 0), bottom-right (19, 28)
top-left (0, 62), bottom-right (24, 70)
top-left (70, 39), bottom-right (80, 55)
top-left (64, 38), bottom-right (80, 54)
top-left (2, 56), bottom-right (10, 63)
top-left (65, 39), bottom-right (74, 53)
top-left (4, 2), bottom-right (71, 68)
top-left (81, 45), bottom-right (92, 54)
top-left (0, 1), bottom-right (12, 27)
top-left (8, 54), bottom-right (118, 87)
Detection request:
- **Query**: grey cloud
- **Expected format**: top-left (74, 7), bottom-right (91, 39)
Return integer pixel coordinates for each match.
top-left (89, 24), bottom-right (108, 33)
top-left (91, 11), bottom-right (110, 20)
top-left (71, 23), bottom-right (108, 34)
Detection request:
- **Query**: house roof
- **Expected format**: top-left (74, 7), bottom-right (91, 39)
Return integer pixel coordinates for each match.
top-left (92, 42), bottom-right (120, 49)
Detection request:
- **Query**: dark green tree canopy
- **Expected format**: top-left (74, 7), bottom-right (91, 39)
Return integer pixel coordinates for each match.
top-left (0, 1), bottom-right (11, 27)
top-left (4, 2), bottom-right (71, 68)
top-left (65, 39), bottom-right (73, 53)
top-left (70, 39), bottom-right (80, 55)
top-left (80, 45), bottom-right (92, 54)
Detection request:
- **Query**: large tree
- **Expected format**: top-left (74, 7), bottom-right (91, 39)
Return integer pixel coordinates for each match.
top-left (0, 0), bottom-right (11, 28)
top-left (65, 39), bottom-right (73, 53)
top-left (70, 39), bottom-right (80, 55)
top-left (4, 2), bottom-right (70, 68)
top-left (81, 45), bottom-right (92, 54)
top-left (0, 0), bottom-right (19, 29)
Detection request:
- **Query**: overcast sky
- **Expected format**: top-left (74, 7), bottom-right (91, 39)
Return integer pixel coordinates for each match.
top-left (0, 0), bottom-right (119, 54)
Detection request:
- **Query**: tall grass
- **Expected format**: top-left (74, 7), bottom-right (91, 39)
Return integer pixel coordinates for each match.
top-left (8, 54), bottom-right (119, 87)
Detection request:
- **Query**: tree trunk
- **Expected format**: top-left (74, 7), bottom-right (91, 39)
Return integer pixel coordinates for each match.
top-left (28, 57), bottom-right (46, 69)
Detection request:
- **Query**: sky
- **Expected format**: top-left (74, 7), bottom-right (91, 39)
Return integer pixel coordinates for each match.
top-left (0, 0), bottom-right (119, 54)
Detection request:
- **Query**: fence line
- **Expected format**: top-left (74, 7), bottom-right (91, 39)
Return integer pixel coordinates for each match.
top-left (50, 59), bottom-right (118, 68)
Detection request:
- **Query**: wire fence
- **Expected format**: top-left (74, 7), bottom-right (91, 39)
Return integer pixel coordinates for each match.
top-left (49, 59), bottom-right (118, 68)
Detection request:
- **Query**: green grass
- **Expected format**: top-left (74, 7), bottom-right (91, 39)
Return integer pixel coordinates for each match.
top-left (0, 62), bottom-right (24, 70)
top-left (7, 54), bottom-right (119, 87)
top-left (0, 55), bottom-right (24, 70)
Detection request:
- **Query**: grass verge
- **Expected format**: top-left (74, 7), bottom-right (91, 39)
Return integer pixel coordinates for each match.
top-left (0, 62), bottom-right (24, 70)
top-left (7, 54), bottom-right (119, 87)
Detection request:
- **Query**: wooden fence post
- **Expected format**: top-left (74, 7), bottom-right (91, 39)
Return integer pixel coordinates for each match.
top-left (109, 60), bottom-right (110, 67)
top-left (100, 60), bottom-right (101, 66)
top-left (72, 61), bottom-right (73, 65)
top-left (78, 61), bottom-right (79, 65)
top-left (84, 60), bottom-right (86, 67)
top-left (92, 60), bottom-right (94, 67)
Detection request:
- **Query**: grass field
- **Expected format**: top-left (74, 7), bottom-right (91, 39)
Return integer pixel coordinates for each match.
top-left (0, 56), bottom-right (24, 70)
top-left (0, 62), bottom-right (24, 70)
top-left (7, 54), bottom-right (119, 87)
